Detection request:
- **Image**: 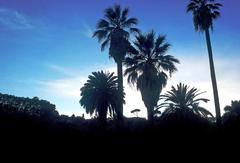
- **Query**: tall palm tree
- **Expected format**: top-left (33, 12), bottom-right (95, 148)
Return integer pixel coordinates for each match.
top-left (124, 31), bottom-right (179, 122)
top-left (93, 4), bottom-right (139, 121)
top-left (159, 83), bottom-right (213, 119)
top-left (187, 0), bottom-right (223, 126)
top-left (80, 71), bottom-right (121, 124)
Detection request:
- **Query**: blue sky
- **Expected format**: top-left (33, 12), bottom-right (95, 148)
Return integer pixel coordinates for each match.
top-left (0, 0), bottom-right (239, 117)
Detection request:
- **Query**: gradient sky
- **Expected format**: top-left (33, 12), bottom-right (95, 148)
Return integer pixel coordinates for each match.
top-left (0, 0), bottom-right (239, 117)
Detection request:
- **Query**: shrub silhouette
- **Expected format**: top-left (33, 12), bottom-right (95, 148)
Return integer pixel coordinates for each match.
top-left (222, 100), bottom-right (240, 130)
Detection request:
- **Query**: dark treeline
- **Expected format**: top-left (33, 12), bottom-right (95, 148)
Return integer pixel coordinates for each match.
top-left (1, 92), bottom-right (240, 149)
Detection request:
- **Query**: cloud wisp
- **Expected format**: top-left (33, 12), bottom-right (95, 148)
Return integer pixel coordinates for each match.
top-left (0, 8), bottom-right (33, 30)
top-left (47, 64), bottom-right (81, 77)
top-left (81, 22), bottom-right (93, 38)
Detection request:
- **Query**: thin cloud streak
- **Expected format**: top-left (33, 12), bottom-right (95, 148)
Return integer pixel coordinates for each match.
top-left (35, 78), bottom-right (84, 98)
top-left (0, 8), bottom-right (33, 30)
top-left (47, 64), bottom-right (80, 77)
top-left (81, 22), bottom-right (93, 38)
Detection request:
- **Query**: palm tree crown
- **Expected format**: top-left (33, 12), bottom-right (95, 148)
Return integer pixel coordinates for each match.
top-left (124, 31), bottom-right (179, 89)
top-left (80, 71), bottom-right (121, 122)
top-left (124, 30), bottom-right (179, 121)
top-left (159, 83), bottom-right (213, 118)
top-left (187, 0), bottom-right (222, 31)
top-left (93, 4), bottom-right (139, 57)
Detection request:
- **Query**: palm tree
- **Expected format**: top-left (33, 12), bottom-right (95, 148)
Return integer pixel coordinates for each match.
top-left (159, 83), bottom-right (213, 119)
top-left (93, 4), bottom-right (139, 121)
top-left (79, 71), bottom-right (121, 124)
top-left (124, 31), bottom-right (179, 122)
top-left (187, 0), bottom-right (223, 126)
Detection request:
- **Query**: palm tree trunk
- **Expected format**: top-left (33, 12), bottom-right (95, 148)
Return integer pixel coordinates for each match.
top-left (205, 28), bottom-right (221, 127)
top-left (98, 107), bottom-right (107, 126)
top-left (147, 107), bottom-right (154, 123)
top-left (117, 61), bottom-right (124, 122)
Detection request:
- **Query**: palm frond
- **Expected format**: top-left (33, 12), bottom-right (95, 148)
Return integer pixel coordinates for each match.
top-left (92, 30), bottom-right (108, 42)
top-left (122, 18), bottom-right (138, 28)
top-left (114, 4), bottom-right (121, 21)
top-left (121, 7), bottom-right (129, 22)
top-left (129, 27), bottom-right (141, 34)
top-left (100, 34), bottom-right (111, 51)
top-left (104, 7), bottom-right (116, 25)
top-left (96, 19), bottom-right (110, 29)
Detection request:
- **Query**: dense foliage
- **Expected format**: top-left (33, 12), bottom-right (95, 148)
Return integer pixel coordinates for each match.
top-left (0, 93), bottom-right (58, 118)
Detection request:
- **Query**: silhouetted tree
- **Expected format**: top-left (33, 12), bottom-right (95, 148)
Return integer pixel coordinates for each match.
top-left (187, 0), bottom-right (223, 126)
top-left (131, 109), bottom-right (140, 117)
top-left (80, 71), bottom-right (121, 124)
top-left (0, 93), bottom-right (59, 119)
top-left (224, 101), bottom-right (240, 114)
top-left (159, 83), bottom-right (213, 119)
top-left (222, 101), bottom-right (240, 127)
top-left (93, 4), bottom-right (139, 122)
top-left (124, 30), bottom-right (179, 122)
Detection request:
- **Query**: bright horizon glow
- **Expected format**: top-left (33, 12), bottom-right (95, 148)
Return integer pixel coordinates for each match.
top-left (0, 0), bottom-right (239, 118)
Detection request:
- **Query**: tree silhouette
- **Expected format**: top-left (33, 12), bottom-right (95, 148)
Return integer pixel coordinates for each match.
top-left (187, 0), bottom-right (223, 126)
top-left (159, 83), bottom-right (213, 119)
top-left (79, 71), bottom-right (121, 124)
top-left (124, 30), bottom-right (179, 122)
top-left (131, 109), bottom-right (140, 117)
top-left (0, 93), bottom-right (59, 119)
top-left (224, 101), bottom-right (240, 114)
top-left (222, 101), bottom-right (240, 128)
top-left (93, 4), bottom-right (139, 122)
